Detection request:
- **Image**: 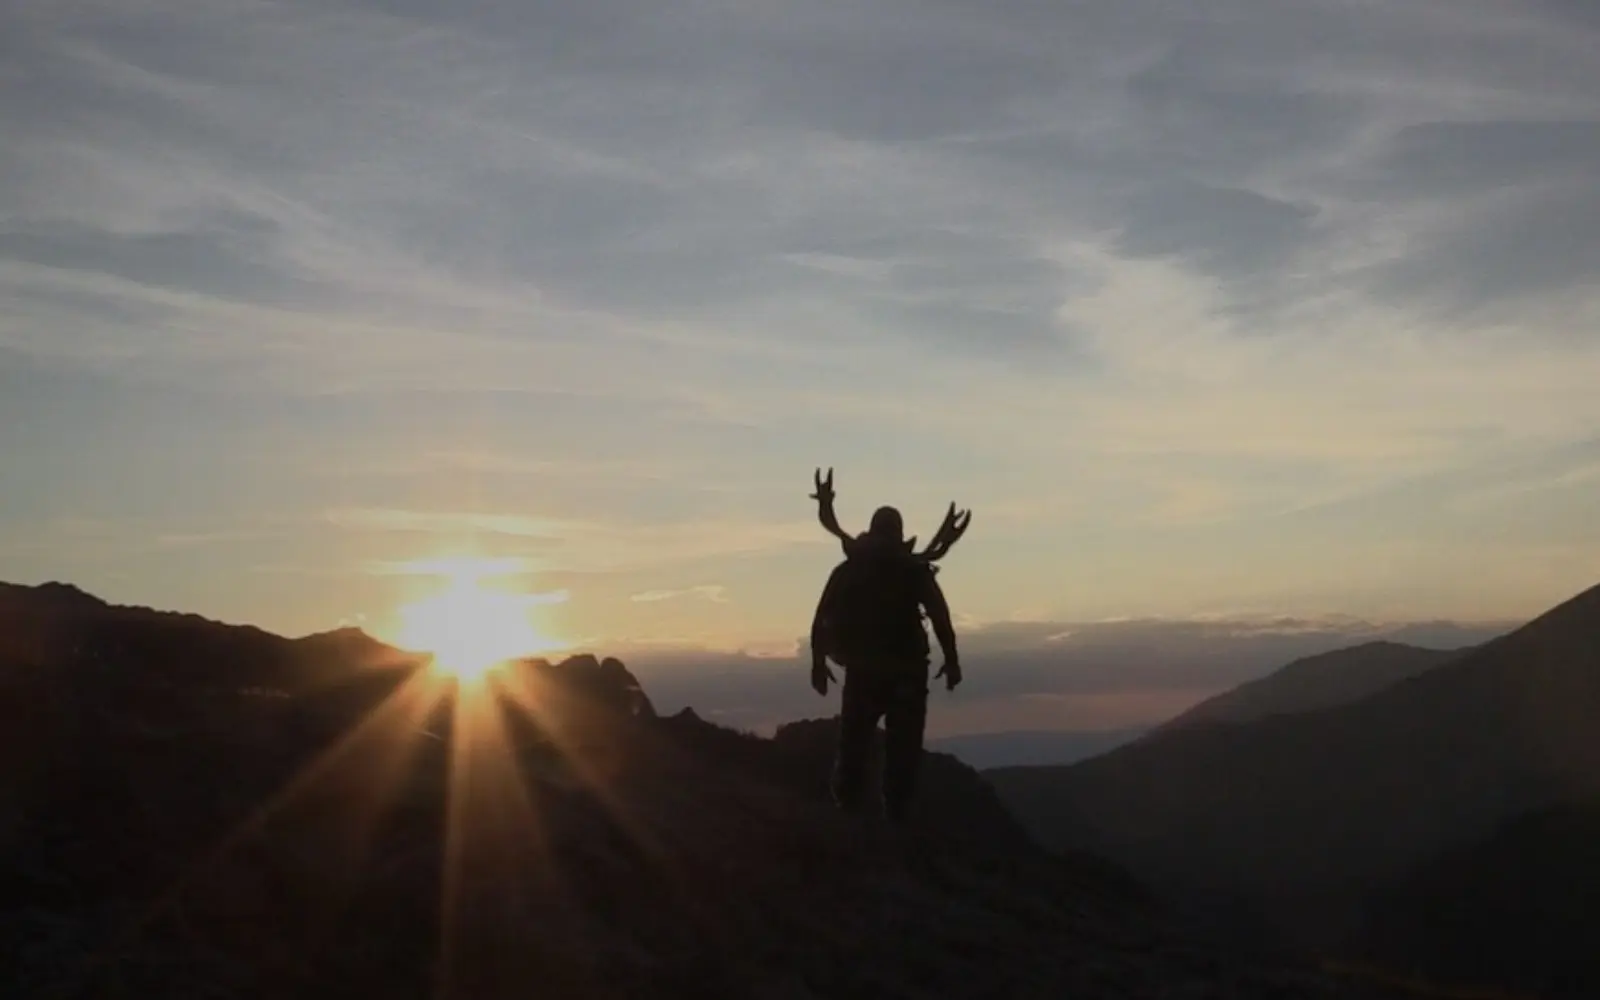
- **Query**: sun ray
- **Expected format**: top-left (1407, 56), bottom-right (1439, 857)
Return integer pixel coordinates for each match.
top-left (489, 665), bottom-right (758, 974)
top-left (77, 667), bottom-right (452, 984)
top-left (71, 561), bottom-right (593, 993)
top-left (434, 668), bottom-right (587, 997)
top-left (494, 668), bottom-right (664, 858)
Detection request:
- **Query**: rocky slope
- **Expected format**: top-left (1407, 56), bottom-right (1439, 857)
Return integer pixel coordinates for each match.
top-left (933, 728), bottom-right (1147, 769)
top-left (1355, 796), bottom-right (1600, 999)
top-left (986, 580), bottom-right (1600, 958)
top-left (1, 581), bottom-right (1409, 998)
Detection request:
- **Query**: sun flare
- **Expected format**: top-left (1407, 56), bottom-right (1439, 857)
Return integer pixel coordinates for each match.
top-left (389, 570), bottom-right (564, 683)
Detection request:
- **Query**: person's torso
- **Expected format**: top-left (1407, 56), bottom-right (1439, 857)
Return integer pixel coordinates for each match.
top-left (827, 549), bottom-right (931, 663)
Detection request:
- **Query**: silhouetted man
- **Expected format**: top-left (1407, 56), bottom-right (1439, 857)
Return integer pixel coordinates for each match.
top-left (809, 504), bottom-right (963, 824)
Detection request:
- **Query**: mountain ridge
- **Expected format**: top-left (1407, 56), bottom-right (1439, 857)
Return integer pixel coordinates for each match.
top-left (1356, 796), bottom-right (1600, 998)
top-left (1150, 639), bottom-right (1472, 734)
top-left (933, 727), bottom-right (1148, 769)
top-left (0, 578), bottom-right (1417, 998)
top-left (987, 578), bottom-right (1600, 960)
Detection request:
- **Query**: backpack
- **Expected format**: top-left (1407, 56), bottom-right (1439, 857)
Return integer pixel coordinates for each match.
top-left (820, 546), bottom-right (931, 666)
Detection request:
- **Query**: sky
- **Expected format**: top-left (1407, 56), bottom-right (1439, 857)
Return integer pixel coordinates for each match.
top-left (3, 0), bottom-right (1599, 732)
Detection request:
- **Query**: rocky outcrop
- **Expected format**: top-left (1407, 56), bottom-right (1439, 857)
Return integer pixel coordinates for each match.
top-left (513, 652), bottom-right (658, 719)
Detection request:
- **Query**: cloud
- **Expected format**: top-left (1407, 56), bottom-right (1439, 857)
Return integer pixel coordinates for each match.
top-left (1359, 119), bottom-right (1600, 199)
top-left (0, 207), bottom-right (329, 306)
top-left (620, 613), bottom-right (1519, 737)
top-left (630, 585), bottom-right (730, 604)
top-left (0, 512), bottom-right (292, 564)
top-left (1112, 182), bottom-right (1320, 283)
top-left (517, 588), bottom-right (571, 607)
top-left (8, 0), bottom-right (1598, 378)
top-left (327, 508), bottom-right (574, 540)
top-left (153, 530), bottom-right (280, 549)
top-left (1367, 176), bottom-right (1600, 317)
top-left (325, 506), bottom-right (819, 573)
top-left (364, 555), bottom-right (543, 578)
top-left (6, 0), bottom-right (1600, 648)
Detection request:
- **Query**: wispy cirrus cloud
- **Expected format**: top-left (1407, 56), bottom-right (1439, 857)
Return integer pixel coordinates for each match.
top-left (363, 555), bottom-right (543, 578)
top-left (326, 508), bottom-right (575, 541)
top-left (323, 506), bottom-right (820, 575)
top-left (4, 0), bottom-right (1600, 654)
top-left (631, 585), bottom-right (730, 605)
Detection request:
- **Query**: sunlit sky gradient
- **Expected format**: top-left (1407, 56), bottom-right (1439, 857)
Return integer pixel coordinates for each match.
top-left (4, 1), bottom-right (1600, 684)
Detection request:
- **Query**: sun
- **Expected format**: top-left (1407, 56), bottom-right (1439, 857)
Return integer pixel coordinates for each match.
top-left (390, 571), bottom-right (563, 683)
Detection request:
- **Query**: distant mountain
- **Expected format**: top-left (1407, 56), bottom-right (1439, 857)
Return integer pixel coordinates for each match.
top-left (1155, 640), bottom-right (1470, 732)
top-left (0, 580), bottom-right (1407, 998)
top-left (1355, 797), bottom-right (1600, 999)
top-left (987, 580), bottom-right (1600, 958)
top-left (1374, 619), bottom-right (1517, 649)
top-left (930, 728), bottom-right (1147, 769)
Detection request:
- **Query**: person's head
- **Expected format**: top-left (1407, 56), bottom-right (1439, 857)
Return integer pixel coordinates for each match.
top-left (867, 505), bottom-right (904, 543)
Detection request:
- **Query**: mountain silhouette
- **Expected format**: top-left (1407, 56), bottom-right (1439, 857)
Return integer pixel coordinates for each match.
top-left (987, 580), bottom-right (1600, 969)
top-left (930, 727), bottom-right (1148, 769)
top-left (1355, 796), bottom-right (1600, 999)
top-left (0, 580), bottom-right (1422, 998)
top-left (1151, 640), bottom-right (1471, 733)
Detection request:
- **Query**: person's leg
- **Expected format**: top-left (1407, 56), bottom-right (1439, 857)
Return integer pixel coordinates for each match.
top-left (881, 661), bottom-right (930, 824)
top-left (831, 667), bottom-right (882, 814)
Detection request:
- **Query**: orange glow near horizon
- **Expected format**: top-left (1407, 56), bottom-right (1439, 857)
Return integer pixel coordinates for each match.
top-left (108, 558), bottom-right (659, 997)
top-left (384, 561), bottom-right (568, 683)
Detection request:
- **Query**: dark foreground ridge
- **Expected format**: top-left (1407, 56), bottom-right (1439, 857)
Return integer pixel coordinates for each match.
top-left (2, 581), bottom-right (1410, 998)
top-left (987, 578), bottom-right (1600, 998)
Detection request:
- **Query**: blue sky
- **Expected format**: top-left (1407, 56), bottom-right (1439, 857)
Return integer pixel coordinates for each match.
top-left (3, 1), bottom-right (1599, 728)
